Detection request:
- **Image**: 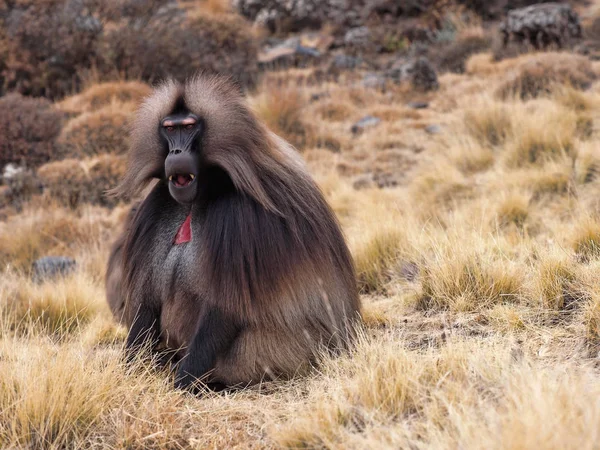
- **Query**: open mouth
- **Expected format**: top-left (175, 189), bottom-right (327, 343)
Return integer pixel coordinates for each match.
top-left (168, 173), bottom-right (196, 188)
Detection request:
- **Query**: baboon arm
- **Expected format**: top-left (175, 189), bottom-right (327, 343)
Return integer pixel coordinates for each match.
top-left (125, 303), bottom-right (161, 363)
top-left (174, 307), bottom-right (240, 392)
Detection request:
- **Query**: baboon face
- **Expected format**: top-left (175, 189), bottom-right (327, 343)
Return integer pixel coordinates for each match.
top-left (159, 110), bottom-right (204, 204)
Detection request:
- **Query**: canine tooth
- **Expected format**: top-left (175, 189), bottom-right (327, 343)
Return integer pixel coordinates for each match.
top-left (168, 175), bottom-right (173, 181)
top-left (190, 174), bottom-right (195, 180)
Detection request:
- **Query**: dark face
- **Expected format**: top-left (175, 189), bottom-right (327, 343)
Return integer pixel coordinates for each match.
top-left (160, 111), bottom-right (203, 204)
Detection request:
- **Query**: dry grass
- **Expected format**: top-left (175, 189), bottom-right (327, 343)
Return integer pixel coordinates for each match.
top-left (6, 36), bottom-right (600, 449)
top-left (38, 155), bottom-right (127, 209)
top-left (571, 217), bottom-right (600, 261)
top-left (275, 336), bottom-right (600, 449)
top-left (0, 205), bottom-right (116, 271)
top-left (531, 250), bottom-right (582, 311)
top-left (503, 100), bottom-right (578, 168)
top-left (417, 238), bottom-right (525, 312)
top-left (250, 84), bottom-right (310, 149)
top-left (2, 271), bottom-right (105, 334)
top-left (57, 103), bottom-right (136, 158)
top-left (464, 97), bottom-right (512, 147)
top-left (57, 81), bottom-right (150, 115)
top-left (497, 52), bottom-right (597, 100)
top-left (354, 226), bottom-right (406, 294)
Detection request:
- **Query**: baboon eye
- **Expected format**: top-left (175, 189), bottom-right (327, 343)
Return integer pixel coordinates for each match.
top-left (185, 124), bottom-right (194, 130)
top-left (166, 126), bottom-right (175, 133)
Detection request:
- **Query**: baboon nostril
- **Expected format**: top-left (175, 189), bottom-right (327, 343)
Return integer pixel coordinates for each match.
top-left (171, 149), bottom-right (182, 155)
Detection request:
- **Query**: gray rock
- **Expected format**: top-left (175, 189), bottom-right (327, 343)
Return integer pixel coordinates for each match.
top-left (73, 14), bottom-right (102, 34)
top-left (310, 91), bottom-right (330, 102)
top-left (387, 57), bottom-right (439, 91)
top-left (32, 256), bottom-right (76, 283)
top-left (233, 0), bottom-right (369, 33)
top-left (361, 73), bottom-right (387, 89)
top-left (351, 115), bottom-right (381, 134)
top-left (1, 167), bottom-right (42, 211)
top-left (258, 36), bottom-right (321, 68)
top-left (407, 101), bottom-right (429, 109)
top-left (1, 163), bottom-right (24, 183)
top-left (332, 53), bottom-right (363, 70)
top-left (500, 3), bottom-right (582, 49)
top-left (343, 26), bottom-right (371, 47)
top-left (352, 175), bottom-right (373, 190)
top-left (233, 0), bottom-right (440, 32)
top-left (425, 124), bottom-right (442, 135)
top-left (372, 171), bottom-right (399, 188)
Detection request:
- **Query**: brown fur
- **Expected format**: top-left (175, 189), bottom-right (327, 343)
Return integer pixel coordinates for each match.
top-left (107, 74), bottom-right (360, 388)
top-left (106, 203), bottom-right (139, 324)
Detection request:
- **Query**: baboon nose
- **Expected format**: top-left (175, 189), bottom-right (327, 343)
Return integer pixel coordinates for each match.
top-left (170, 149), bottom-right (182, 155)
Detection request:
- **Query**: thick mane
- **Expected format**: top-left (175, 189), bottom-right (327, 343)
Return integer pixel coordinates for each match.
top-left (108, 73), bottom-right (360, 389)
top-left (119, 74), bottom-right (356, 318)
top-left (113, 74), bottom-right (310, 214)
top-left (111, 80), bottom-right (182, 199)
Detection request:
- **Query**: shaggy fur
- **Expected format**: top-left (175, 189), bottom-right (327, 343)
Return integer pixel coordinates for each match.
top-left (107, 75), bottom-right (360, 388)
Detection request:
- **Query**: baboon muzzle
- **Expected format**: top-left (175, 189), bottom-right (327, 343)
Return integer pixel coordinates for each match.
top-left (166, 151), bottom-right (199, 204)
top-left (160, 112), bottom-right (203, 204)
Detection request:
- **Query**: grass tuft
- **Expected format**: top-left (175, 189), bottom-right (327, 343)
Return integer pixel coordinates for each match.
top-left (531, 251), bottom-right (582, 311)
top-left (417, 243), bottom-right (524, 312)
top-left (354, 227), bottom-right (406, 294)
top-left (464, 97), bottom-right (512, 147)
top-left (571, 217), bottom-right (600, 261)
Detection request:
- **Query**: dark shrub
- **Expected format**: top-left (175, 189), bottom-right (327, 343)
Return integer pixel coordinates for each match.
top-left (57, 104), bottom-right (133, 158)
top-left (497, 53), bottom-right (596, 100)
top-left (1, 169), bottom-right (43, 211)
top-left (436, 31), bottom-right (492, 74)
top-left (1, 0), bottom-right (103, 98)
top-left (99, 5), bottom-right (259, 88)
top-left (58, 81), bottom-right (151, 115)
top-left (0, 94), bottom-right (64, 169)
top-left (38, 155), bottom-right (126, 208)
top-left (457, 0), bottom-right (560, 20)
top-left (94, 0), bottom-right (168, 21)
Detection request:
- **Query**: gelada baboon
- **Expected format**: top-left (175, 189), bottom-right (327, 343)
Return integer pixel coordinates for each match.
top-left (106, 202), bottom-right (140, 324)
top-left (106, 74), bottom-right (360, 390)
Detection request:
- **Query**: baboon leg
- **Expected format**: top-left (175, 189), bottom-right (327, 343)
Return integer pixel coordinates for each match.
top-left (174, 307), bottom-right (241, 393)
top-left (125, 304), bottom-right (162, 363)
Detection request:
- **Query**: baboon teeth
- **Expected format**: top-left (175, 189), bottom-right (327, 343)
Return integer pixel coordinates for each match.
top-left (190, 174), bottom-right (195, 180)
top-left (168, 175), bottom-right (173, 181)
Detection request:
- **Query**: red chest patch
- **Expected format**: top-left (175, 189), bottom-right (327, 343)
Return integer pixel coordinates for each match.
top-left (174, 213), bottom-right (192, 245)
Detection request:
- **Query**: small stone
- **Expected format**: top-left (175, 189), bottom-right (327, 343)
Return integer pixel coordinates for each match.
top-left (387, 57), bottom-right (439, 92)
top-left (310, 92), bottom-right (330, 102)
top-left (500, 3), bottom-right (582, 49)
top-left (32, 256), bottom-right (76, 283)
top-left (352, 176), bottom-right (373, 190)
top-left (343, 26), bottom-right (371, 47)
top-left (1, 163), bottom-right (24, 182)
top-left (258, 37), bottom-right (321, 68)
top-left (361, 73), bottom-right (386, 89)
top-left (351, 116), bottom-right (381, 134)
top-left (372, 171), bottom-right (399, 188)
top-left (333, 54), bottom-right (362, 70)
top-left (425, 124), bottom-right (442, 135)
top-left (407, 101), bottom-right (429, 109)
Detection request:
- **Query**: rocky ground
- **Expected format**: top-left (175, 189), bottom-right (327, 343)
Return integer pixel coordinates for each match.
top-left (3, 0), bottom-right (600, 448)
